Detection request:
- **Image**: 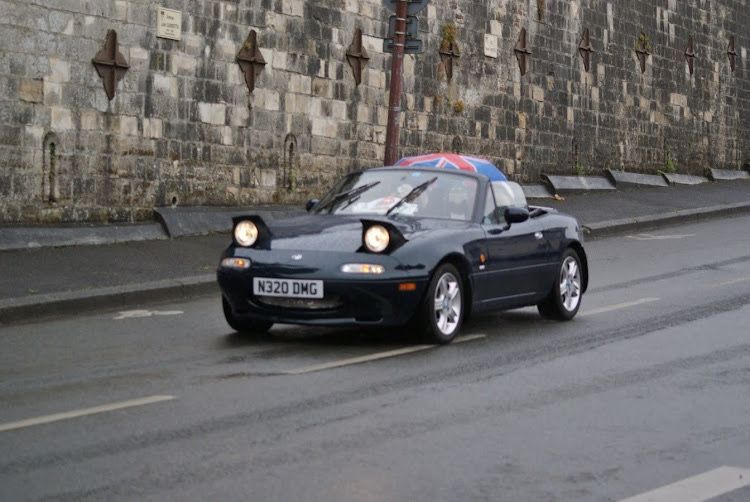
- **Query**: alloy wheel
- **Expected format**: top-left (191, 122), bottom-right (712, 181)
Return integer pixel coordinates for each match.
top-left (433, 272), bottom-right (462, 336)
top-left (559, 256), bottom-right (582, 312)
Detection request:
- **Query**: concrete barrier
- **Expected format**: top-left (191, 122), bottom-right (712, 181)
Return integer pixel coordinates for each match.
top-left (662, 173), bottom-right (709, 185)
top-left (607, 169), bottom-right (669, 188)
top-left (521, 184), bottom-right (554, 198)
top-left (0, 224), bottom-right (166, 251)
top-left (708, 168), bottom-right (750, 181)
top-left (541, 175), bottom-right (616, 193)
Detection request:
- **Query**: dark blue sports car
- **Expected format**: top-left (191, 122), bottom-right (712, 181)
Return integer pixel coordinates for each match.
top-left (217, 165), bottom-right (588, 344)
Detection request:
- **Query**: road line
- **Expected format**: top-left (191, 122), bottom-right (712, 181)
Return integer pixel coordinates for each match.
top-left (284, 334), bottom-right (486, 375)
top-left (0, 395), bottom-right (176, 433)
top-left (581, 297), bottom-right (660, 317)
top-left (621, 466), bottom-right (750, 502)
top-left (710, 276), bottom-right (750, 289)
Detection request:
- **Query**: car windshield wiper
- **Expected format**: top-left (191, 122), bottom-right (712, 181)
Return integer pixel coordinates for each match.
top-left (386, 177), bottom-right (438, 216)
top-left (317, 181), bottom-right (380, 212)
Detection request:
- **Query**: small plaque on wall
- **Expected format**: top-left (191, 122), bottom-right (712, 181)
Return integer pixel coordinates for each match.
top-left (484, 34), bottom-right (498, 58)
top-left (157, 7), bottom-right (182, 41)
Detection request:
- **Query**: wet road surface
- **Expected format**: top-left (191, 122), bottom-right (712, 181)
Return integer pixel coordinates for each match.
top-left (1, 215), bottom-right (750, 501)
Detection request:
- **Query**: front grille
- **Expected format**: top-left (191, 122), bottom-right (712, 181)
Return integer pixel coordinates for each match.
top-left (255, 295), bottom-right (344, 311)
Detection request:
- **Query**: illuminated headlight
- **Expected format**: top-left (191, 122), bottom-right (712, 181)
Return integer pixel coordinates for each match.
top-left (341, 263), bottom-right (385, 274)
top-left (364, 225), bottom-right (390, 253)
top-left (234, 221), bottom-right (258, 247)
top-left (221, 257), bottom-right (252, 269)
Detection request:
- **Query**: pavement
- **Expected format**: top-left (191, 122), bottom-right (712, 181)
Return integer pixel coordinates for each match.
top-left (1, 215), bottom-right (750, 500)
top-left (0, 180), bottom-right (748, 324)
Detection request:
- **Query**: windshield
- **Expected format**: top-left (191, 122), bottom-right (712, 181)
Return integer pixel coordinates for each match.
top-left (313, 170), bottom-right (478, 221)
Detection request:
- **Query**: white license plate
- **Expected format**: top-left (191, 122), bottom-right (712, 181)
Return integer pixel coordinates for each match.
top-left (253, 277), bottom-right (324, 299)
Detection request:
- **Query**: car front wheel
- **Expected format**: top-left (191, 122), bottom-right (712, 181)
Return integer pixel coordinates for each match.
top-left (222, 297), bottom-right (273, 335)
top-left (415, 263), bottom-right (465, 344)
top-left (537, 248), bottom-right (583, 321)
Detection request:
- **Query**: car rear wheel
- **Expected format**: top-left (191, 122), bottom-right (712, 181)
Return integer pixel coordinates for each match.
top-left (414, 263), bottom-right (464, 344)
top-left (537, 248), bottom-right (583, 321)
top-left (222, 297), bottom-right (273, 335)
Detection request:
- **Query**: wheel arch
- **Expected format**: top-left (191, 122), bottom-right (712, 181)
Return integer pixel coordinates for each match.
top-left (434, 253), bottom-right (474, 320)
top-left (568, 241), bottom-right (589, 293)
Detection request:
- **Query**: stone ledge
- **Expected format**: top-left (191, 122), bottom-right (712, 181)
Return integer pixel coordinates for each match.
top-left (607, 169), bottom-right (669, 188)
top-left (541, 175), bottom-right (616, 193)
top-left (662, 173), bottom-right (709, 185)
top-left (708, 168), bottom-right (750, 181)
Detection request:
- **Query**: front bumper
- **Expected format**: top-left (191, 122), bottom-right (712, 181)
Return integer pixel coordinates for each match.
top-left (217, 248), bottom-right (430, 327)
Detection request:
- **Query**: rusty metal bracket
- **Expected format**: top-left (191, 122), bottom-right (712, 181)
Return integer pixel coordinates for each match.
top-left (685, 36), bottom-right (695, 75)
top-left (728, 36), bottom-right (737, 72)
top-left (346, 28), bottom-right (370, 86)
top-left (578, 28), bottom-right (594, 72)
top-left (439, 40), bottom-right (460, 82)
top-left (514, 28), bottom-right (532, 76)
top-left (236, 30), bottom-right (266, 94)
top-left (92, 30), bottom-right (129, 101)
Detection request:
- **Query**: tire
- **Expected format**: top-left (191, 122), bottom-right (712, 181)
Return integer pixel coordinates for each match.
top-left (413, 263), bottom-right (465, 344)
top-left (222, 297), bottom-right (273, 335)
top-left (537, 248), bottom-right (583, 321)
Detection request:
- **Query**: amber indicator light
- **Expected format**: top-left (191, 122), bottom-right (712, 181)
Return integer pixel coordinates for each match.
top-left (399, 282), bottom-right (417, 292)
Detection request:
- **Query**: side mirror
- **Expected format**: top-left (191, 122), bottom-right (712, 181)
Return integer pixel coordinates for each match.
top-left (504, 207), bottom-right (529, 226)
top-left (306, 199), bottom-right (319, 212)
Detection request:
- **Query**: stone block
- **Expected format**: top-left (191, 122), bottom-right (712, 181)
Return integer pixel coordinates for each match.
top-left (289, 74), bottom-right (312, 94)
top-left (198, 102), bottom-right (226, 125)
top-left (48, 58), bottom-right (70, 83)
top-left (50, 107), bottom-right (73, 131)
top-left (19, 79), bottom-right (43, 103)
top-left (312, 118), bottom-right (337, 138)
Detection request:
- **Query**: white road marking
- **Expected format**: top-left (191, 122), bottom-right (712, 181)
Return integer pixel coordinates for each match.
top-left (284, 334), bottom-right (486, 375)
top-left (0, 395), bottom-right (176, 433)
top-left (627, 233), bottom-right (696, 241)
top-left (710, 276), bottom-right (750, 289)
top-left (621, 466), bottom-right (750, 502)
top-left (581, 297), bottom-right (660, 317)
top-left (113, 309), bottom-right (184, 320)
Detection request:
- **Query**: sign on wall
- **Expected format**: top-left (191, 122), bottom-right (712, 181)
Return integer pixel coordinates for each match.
top-left (484, 34), bottom-right (498, 58)
top-left (157, 7), bottom-right (182, 41)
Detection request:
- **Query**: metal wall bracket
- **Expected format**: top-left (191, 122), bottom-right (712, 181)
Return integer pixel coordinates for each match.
top-left (92, 30), bottom-right (129, 101)
top-left (635, 33), bottom-right (651, 74)
top-left (236, 30), bottom-right (266, 94)
top-left (439, 41), bottom-right (460, 82)
top-left (346, 28), bottom-right (370, 86)
top-left (514, 28), bottom-right (532, 76)
top-left (578, 28), bottom-right (594, 72)
top-left (728, 36), bottom-right (737, 72)
top-left (685, 36), bottom-right (695, 75)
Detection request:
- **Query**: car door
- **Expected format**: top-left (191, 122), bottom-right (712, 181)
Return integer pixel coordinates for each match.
top-left (478, 187), bottom-right (551, 306)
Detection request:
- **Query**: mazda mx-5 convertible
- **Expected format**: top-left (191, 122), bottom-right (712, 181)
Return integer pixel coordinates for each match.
top-left (217, 164), bottom-right (588, 344)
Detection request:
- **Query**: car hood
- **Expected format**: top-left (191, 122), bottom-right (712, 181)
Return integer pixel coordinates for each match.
top-left (259, 213), bottom-right (473, 252)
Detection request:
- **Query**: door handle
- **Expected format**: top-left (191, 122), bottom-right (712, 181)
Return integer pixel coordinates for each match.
top-left (534, 232), bottom-right (544, 240)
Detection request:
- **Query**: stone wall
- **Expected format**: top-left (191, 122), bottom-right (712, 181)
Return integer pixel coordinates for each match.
top-left (0, 0), bottom-right (748, 224)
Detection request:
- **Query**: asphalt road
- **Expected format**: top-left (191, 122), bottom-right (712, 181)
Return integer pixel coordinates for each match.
top-left (1, 215), bottom-right (750, 501)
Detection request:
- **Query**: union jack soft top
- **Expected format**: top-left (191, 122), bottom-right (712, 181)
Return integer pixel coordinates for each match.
top-left (395, 153), bottom-right (507, 181)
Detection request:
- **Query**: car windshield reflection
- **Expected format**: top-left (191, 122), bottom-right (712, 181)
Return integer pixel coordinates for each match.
top-left (313, 170), bottom-right (478, 221)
